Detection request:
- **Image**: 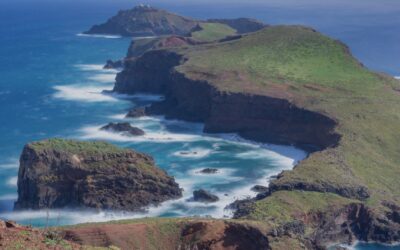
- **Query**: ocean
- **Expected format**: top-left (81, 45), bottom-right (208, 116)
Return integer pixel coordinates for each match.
top-left (0, 1), bottom-right (399, 249)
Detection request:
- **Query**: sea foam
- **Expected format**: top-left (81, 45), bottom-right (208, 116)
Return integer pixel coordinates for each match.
top-left (79, 125), bottom-right (203, 143)
top-left (87, 73), bottom-right (117, 83)
top-left (0, 194), bottom-right (17, 201)
top-left (0, 159), bottom-right (19, 169)
top-left (76, 33), bottom-right (122, 39)
top-left (6, 176), bottom-right (18, 187)
top-left (53, 84), bottom-right (118, 102)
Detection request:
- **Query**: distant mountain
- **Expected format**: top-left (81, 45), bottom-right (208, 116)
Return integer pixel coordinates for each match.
top-left (84, 5), bottom-right (199, 37)
top-left (84, 5), bottom-right (267, 37)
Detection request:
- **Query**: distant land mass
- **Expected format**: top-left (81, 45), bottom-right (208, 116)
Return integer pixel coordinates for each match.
top-left (84, 5), bottom-right (266, 37)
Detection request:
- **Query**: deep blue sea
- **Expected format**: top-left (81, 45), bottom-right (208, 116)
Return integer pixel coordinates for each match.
top-left (0, 1), bottom-right (399, 249)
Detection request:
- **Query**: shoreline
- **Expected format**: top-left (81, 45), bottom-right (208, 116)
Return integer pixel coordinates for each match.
top-left (0, 63), bottom-right (307, 227)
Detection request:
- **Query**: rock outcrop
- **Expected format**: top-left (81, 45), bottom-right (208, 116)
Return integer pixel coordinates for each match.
top-left (114, 50), bottom-right (340, 152)
top-left (192, 189), bottom-right (219, 203)
top-left (251, 185), bottom-right (269, 193)
top-left (84, 5), bottom-right (199, 37)
top-left (100, 122), bottom-right (145, 136)
top-left (14, 139), bottom-right (181, 211)
top-left (198, 168), bottom-right (219, 174)
top-left (103, 59), bottom-right (124, 69)
top-left (126, 107), bottom-right (147, 118)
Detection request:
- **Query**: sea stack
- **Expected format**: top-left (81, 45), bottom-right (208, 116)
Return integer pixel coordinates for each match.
top-left (14, 139), bottom-right (182, 211)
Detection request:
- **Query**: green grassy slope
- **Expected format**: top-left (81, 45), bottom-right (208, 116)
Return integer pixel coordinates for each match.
top-left (190, 22), bottom-right (237, 42)
top-left (175, 25), bottom-right (400, 212)
top-left (29, 138), bottom-right (130, 155)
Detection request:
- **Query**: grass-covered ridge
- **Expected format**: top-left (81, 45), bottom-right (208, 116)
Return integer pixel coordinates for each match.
top-left (173, 25), bottom-right (400, 212)
top-left (180, 26), bottom-right (385, 93)
top-left (29, 138), bottom-right (130, 155)
top-left (190, 22), bottom-right (237, 42)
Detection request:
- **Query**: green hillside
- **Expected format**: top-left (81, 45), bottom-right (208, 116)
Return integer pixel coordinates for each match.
top-left (175, 25), bottom-right (400, 215)
top-left (190, 22), bottom-right (237, 42)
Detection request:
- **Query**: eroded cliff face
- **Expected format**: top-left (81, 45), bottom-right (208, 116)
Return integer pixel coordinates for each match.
top-left (308, 203), bottom-right (400, 247)
top-left (114, 50), bottom-right (340, 152)
top-left (14, 140), bottom-right (182, 211)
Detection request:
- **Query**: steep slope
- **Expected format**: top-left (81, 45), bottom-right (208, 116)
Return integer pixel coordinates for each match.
top-left (15, 139), bottom-right (181, 211)
top-left (113, 25), bottom-right (400, 245)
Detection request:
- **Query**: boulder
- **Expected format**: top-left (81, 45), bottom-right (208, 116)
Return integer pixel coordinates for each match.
top-left (101, 122), bottom-right (145, 136)
top-left (193, 189), bottom-right (219, 203)
top-left (198, 168), bottom-right (219, 174)
top-left (251, 185), bottom-right (269, 193)
top-left (14, 139), bottom-right (182, 211)
top-left (104, 59), bottom-right (124, 69)
top-left (126, 107), bottom-right (147, 118)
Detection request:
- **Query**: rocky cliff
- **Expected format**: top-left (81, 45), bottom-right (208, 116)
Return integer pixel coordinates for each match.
top-left (14, 139), bottom-right (181, 211)
top-left (114, 50), bottom-right (340, 152)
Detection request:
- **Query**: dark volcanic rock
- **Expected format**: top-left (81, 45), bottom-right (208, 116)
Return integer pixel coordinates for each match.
top-left (101, 122), bottom-right (145, 136)
top-left (84, 5), bottom-right (199, 37)
top-left (310, 203), bottom-right (400, 247)
top-left (104, 59), bottom-right (124, 69)
top-left (269, 180), bottom-right (370, 200)
top-left (198, 168), bottom-right (219, 174)
top-left (251, 185), bottom-right (269, 193)
top-left (193, 189), bottom-right (219, 203)
top-left (14, 139), bottom-right (182, 211)
top-left (208, 18), bottom-right (266, 34)
top-left (126, 107), bottom-right (147, 118)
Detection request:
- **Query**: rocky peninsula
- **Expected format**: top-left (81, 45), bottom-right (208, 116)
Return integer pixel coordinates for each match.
top-left (14, 139), bottom-right (181, 211)
top-left (107, 7), bottom-right (400, 248)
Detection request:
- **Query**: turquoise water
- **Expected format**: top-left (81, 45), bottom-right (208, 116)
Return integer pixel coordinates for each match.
top-left (0, 1), bottom-right (398, 249)
top-left (0, 0), bottom-right (307, 226)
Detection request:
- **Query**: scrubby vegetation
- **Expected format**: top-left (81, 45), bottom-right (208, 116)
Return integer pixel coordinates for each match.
top-left (29, 138), bottom-right (130, 155)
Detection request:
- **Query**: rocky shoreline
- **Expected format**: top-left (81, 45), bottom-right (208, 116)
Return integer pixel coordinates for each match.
top-left (111, 44), bottom-right (400, 247)
top-left (115, 50), bottom-right (340, 153)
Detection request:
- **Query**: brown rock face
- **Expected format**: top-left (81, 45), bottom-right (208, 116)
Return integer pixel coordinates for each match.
top-left (63, 220), bottom-right (271, 250)
top-left (14, 139), bottom-right (182, 211)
